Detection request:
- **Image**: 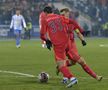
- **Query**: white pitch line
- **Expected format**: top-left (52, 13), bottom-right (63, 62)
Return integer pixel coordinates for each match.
top-left (0, 70), bottom-right (108, 80)
top-left (0, 70), bottom-right (36, 78)
top-left (99, 44), bottom-right (108, 47)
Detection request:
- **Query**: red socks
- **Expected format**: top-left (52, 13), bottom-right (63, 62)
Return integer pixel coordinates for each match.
top-left (59, 66), bottom-right (73, 79)
top-left (59, 61), bottom-right (97, 79)
top-left (82, 64), bottom-right (97, 78)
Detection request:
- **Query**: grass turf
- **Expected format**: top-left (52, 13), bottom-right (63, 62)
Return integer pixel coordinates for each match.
top-left (0, 38), bottom-right (108, 90)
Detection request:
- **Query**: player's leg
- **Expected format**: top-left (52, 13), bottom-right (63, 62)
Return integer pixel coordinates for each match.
top-left (68, 49), bottom-right (102, 81)
top-left (67, 39), bottom-right (102, 81)
top-left (56, 43), bottom-right (76, 76)
top-left (56, 61), bottom-right (73, 80)
top-left (54, 45), bottom-right (78, 87)
top-left (66, 48), bottom-right (76, 67)
top-left (56, 60), bottom-right (78, 88)
top-left (66, 59), bottom-right (76, 67)
top-left (66, 39), bottom-right (102, 81)
top-left (77, 57), bottom-right (102, 81)
top-left (14, 30), bottom-right (21, 48)
top-left (65, 40), bottom-right (77, 67)
top-left (56, 59), bottom-right (76, 76)
top-left (54, 46), bottom-right (74, 79)
top-left (65, 49), bottom-right (77, 67)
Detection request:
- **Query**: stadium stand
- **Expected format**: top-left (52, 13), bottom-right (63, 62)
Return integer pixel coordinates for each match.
top-left (62, 0), bottom-right (108, 37)
top-left (0, 0), bottom-right (108, 37)
top-left (64, 0), bottom-right (108, 24)
top-left (0, 0), bottom-right (60, 25)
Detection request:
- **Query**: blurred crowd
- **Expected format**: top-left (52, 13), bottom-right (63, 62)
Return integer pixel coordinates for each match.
top-left (0, 0), bottom-right (107, 25)
top-left (1, 0), bottom-right (107, 25)
top-left (66, 0), bottom-right (108, 24)
top-left (0, 0), bottom-right (59, 25)
top-left (0, 0), bottom-right (108, 37)
top-left (64, 0), bottom-right (108, 37)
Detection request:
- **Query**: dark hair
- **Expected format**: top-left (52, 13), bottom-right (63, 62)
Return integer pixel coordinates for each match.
top-left (43, 6), bottom-right (53, 13)
top-left (16, 7), bottom-right (21, 11)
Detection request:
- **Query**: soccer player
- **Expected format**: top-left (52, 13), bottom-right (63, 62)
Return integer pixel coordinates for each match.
top-left (58, 8), bottom-right (102, 82)
top-left (10, 8), bottom-right (26, 48)
top-left (40, 6), bottom-right (81, 88)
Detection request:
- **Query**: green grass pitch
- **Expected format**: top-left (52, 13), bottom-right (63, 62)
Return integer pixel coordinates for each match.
top-left (0, 38), bottom-right (108, 90)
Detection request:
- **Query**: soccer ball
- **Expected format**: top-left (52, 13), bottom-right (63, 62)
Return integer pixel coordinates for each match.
top-left (38, 72), bottom-right (49, 83)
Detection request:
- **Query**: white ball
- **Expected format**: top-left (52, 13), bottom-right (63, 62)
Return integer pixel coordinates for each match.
top-left (38, 72), bottom-right (49, 83)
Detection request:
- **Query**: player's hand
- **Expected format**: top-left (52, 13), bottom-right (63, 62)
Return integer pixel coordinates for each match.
top-left (82, 40), bottom-right (87, 46)
top-left (46, 39), bottom-right (52, 50)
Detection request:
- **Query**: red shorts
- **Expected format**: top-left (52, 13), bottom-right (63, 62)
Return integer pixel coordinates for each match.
top-left (66, 39), bottom-right (80, 63)
top-left (53, 44), bottom-right (67, 62)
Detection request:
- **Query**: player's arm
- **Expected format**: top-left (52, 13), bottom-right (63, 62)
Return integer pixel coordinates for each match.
top-left (39, 15), bottom-right (47, 42)
top-left (22, 16), bottom-right (26, 28)
top-left (40, 18), bottom-right (47, 41)
top-left (40, 20), bottom-right (52, 50)
top-left (61, 16), bottom-right (86, 46)
top-left (75, 29), bottom-right (87, 46)
top-left (61, 16), bottom-right (83, 30)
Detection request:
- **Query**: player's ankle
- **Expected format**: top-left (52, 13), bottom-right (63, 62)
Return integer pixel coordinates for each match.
top-left (66, 77), bottom-right (78, 88)
top-left (62, 77), bottom-right (69, 84)
top-left (96, 75), bottom-right (103, 81)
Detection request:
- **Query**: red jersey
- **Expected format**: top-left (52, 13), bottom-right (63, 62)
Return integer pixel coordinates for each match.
top-left (40, 13), bottom-right (81, 45)
top-left (41, 14), bottom-right (69, 45)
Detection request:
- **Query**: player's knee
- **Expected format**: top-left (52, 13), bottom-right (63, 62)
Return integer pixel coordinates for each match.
top-left (70, 60), bottom-right (76, 66)
top-left (56, 60), bottom-right (66, 68)
top-left (78, 57), bottom-right (86, 65)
